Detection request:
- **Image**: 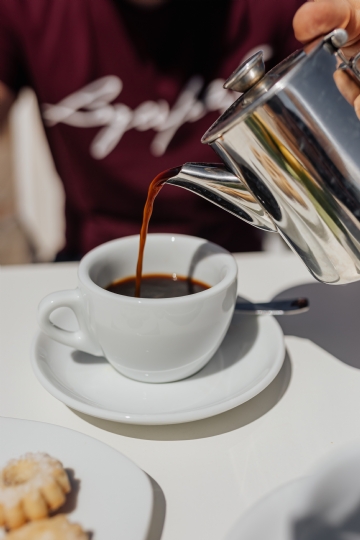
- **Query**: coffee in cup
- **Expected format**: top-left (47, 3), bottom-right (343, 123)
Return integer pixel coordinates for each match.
top-left (106, 274), bottom-right (210, 298)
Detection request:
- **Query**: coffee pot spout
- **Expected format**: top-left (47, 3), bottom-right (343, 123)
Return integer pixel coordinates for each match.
top-left (165, 163), bottom-right (277, 233)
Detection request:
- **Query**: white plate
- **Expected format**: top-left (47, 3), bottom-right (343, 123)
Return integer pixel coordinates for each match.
top-left (226, 442), bottom-right (360, 540)
top-left (0, 417), bottom-right (153, 539)
top-left (225, 478), bottom-right (312, 540)
top-left (31, 309), bottom-right (285, 425)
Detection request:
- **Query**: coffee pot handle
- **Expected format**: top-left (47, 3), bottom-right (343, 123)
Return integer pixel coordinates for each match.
top-left (38, 289), bottom-right (103, 356)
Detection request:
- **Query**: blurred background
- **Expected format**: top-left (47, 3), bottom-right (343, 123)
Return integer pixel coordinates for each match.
top-left (0, 88), bottom-right (286, 266)
top-left (0, 88), bottom-right (65, 264)
top-left (0, 0), bottom-right (300, 265)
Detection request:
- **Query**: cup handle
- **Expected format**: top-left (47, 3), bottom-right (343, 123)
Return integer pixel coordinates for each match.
top-left (37, 289), bottom-right (103, 356)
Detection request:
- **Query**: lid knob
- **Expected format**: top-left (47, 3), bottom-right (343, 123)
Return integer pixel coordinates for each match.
top-left (224, 51), bottom-right (265, 93)
top-left (329, 28), bottom-right (348, 49)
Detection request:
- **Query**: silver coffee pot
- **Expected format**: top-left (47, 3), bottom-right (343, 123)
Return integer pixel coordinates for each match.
top-left (166, 29), bottom-right (360, 284)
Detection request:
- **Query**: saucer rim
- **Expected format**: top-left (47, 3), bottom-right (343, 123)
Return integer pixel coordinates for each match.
top-left (31, 316), bottom-right (285, 425)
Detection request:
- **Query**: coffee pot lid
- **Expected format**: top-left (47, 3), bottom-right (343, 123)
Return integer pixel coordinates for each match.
top-left (201, 29), bottom-right (349, 145)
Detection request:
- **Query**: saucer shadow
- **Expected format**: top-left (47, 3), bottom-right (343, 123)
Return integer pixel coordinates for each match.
top-left (70, 349), bottom-right (292, 441)
top-left (272, 280), bottom-right (360, 368)
top-left (71, 351), bottom-right (107, 365)
top-left (146, 474), bottom-right (166, 540)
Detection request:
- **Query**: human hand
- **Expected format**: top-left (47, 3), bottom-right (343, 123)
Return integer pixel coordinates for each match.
top-left (293, 0), bottom-right (360, 117)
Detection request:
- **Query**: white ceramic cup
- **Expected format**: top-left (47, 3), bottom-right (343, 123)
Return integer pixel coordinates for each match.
top-left (38, 234), bottom-right (238, 383)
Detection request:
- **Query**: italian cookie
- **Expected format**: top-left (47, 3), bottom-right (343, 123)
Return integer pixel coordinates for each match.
top-left (5, 515), bottom-right (88, 539)
top-left (0, 453), bottom-right (71, 529)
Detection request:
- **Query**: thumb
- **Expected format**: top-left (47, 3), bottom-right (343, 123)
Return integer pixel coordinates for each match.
top-left (293, 0), bottom-right (351, 43)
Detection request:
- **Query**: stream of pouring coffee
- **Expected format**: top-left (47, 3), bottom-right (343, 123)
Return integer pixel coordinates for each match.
top-left (135, 166), bottom-right (181, 297)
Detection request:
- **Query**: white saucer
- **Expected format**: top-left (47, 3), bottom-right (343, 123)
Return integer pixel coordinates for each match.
top-left (0, 417), bottom-right (153, 539)
top-left (31, 308), bottom-right (285, 425)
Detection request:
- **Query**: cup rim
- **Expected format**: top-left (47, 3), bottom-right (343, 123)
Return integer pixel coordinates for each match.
top-left (78, 233), bottom-right (238, 305)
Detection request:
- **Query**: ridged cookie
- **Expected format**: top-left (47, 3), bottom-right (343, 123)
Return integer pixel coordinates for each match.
top-left (0, 453), bottom-right (71, 529)
top-left (5, 515), bottom-right (88, 539)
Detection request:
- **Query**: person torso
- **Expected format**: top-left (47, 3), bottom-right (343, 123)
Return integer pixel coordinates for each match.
top-left (0, 0), bottom-right (304, 254)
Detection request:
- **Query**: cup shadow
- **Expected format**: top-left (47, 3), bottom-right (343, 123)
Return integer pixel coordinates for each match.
top-left (70, 348), bottom-right (292, 441)
top-left (272, 280), bottom-right (360, 368)
top-left (71, 350), bottom-right (107, 365)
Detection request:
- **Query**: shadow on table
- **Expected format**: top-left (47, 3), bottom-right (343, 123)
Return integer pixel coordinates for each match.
top-left (70, 349), bottom-right (291, 441)
top-left (293, 508), bottom-right (360, 540)
top-left (272, 280), bottom-right (360, 369)
top-left (293, 500), bottom-right (360, 539)
top-left (146, 474), bottom-right (166, 540)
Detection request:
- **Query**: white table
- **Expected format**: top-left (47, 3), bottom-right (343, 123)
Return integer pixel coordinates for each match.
top-left (2, 253), bottom-right (360, 540)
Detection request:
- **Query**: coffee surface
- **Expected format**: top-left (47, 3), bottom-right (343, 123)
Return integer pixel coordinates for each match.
top-left (107, 274), bottom-right (210, 298)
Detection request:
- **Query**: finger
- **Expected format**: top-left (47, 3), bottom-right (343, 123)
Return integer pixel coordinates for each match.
top-left (293, 0), bottom-right (351, 43)
top-left (341, 38), bottom-right (360, 58)
top-left (354, 93), bottom-right (360, 119)
top-left (334, 69), bottom-right (360, 105)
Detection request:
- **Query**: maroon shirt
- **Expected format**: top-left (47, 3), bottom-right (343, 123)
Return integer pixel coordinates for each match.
top-left (0, 0), bottom-right (304, 256)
